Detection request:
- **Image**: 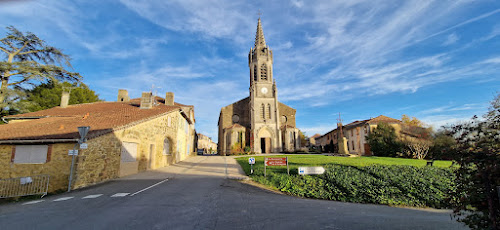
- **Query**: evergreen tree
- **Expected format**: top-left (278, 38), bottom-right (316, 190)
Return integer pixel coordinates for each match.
top-left (366, 122), bottom-right (403, 157)
top-left (0, 26), bottom-right (81, 114)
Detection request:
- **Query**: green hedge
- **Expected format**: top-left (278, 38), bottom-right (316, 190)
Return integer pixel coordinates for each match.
top-left (238, 158), bottom-right (454, 208)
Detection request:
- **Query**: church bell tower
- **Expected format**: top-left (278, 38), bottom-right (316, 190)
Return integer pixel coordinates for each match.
top-left (248, 18), bottom-right (282, 153)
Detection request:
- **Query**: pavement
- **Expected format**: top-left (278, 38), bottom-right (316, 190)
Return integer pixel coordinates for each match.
top-left (0, 155), bottom-right (467, 230)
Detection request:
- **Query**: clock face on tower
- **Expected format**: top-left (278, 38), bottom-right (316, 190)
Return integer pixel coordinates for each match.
top-left (261, 87), bottom-right (268, 94)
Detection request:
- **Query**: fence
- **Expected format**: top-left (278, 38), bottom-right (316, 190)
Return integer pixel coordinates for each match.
top-left (0, 175), bottom-right (50, 198)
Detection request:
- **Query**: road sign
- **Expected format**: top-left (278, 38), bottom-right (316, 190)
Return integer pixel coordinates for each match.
top-left (265, 157), bottom-right (287, 166)
top-left (68, 150), bottom-right (78, 156)
top-left (79, 143), bottom-right (88, 149)
top-left (298, 166), bottom-right (325, 175)
top-left (78, 126), bottom-right (90, 143)
top-left (248, 157), bottom-right (256, 165)
top-left (264, 157), bottom-right (289, 176)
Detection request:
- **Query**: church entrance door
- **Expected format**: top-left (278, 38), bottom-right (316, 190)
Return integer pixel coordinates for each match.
top-left (261, 137), bottom-right (272, 153)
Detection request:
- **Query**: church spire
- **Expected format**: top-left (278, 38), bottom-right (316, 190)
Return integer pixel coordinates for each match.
top-left (254, 18), bottom-right (266, 48)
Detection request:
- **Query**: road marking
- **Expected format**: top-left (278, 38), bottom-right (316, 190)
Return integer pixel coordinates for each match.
top-left (23, 200), bottom-right (45, 205)
top-left (129, 179), bottom-right (168, 196)
top-left (111, 193), bottom-right (130, 197)
top-left (53, 197), bottom-right (74, 202)
top-left (82, 194), bottom-right (103, 199)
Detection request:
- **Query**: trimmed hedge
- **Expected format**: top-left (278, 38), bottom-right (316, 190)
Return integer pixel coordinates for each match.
top-left (244, 163), bottom-right (454, 208)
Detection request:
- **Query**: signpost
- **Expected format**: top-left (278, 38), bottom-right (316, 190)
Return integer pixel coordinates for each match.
top-left (298, 166), bottom-right (325, 175)
top-left (264, 157), bottom-right (289, 177)
top-left (248, 157), bottom-right (255, 174)
top-left (68, 126), bottom-right (90, 192)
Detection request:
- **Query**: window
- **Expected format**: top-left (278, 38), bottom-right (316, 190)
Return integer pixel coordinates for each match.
top-left (254, 65), bottom-right (258, 82)
top-left (260, 64), bottom-right (267, 80)
top-left (267, 104), bottom-right (271, 119)
top-left (163, 139), bottom-right (171, 155)
top-left (260, 104), bottom-right (265, 119)
top-left (13, 145), bottom-right (48, 164)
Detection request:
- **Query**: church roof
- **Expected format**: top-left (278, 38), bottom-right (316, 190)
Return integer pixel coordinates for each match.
top-left (254, 18), bottom-right (266, 48)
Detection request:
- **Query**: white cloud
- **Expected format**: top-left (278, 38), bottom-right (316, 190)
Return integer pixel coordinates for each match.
top-left (443, 33), bottom-right (459, 46)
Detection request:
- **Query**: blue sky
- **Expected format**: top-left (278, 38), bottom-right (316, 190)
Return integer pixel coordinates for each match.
top-left (1, 0), bottom-right (499, 141)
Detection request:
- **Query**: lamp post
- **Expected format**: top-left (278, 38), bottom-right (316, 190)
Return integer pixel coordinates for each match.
top-left (67, 126), bottom-right (90, 192)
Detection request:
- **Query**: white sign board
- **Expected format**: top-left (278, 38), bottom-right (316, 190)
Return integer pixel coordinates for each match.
top-left (79, 143), bottom-right (88, 149)
top-left (248, 157), bottom-right (256, 165)
top-left (68, 149), bottom-right (79, 156)
top-left (298, 166), bottom-right (325, 175)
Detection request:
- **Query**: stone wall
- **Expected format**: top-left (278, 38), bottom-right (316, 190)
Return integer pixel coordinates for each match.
top-left (278, 102), bottom-right (296, 127)
top-left (0, 143), bottom-right (76, 193)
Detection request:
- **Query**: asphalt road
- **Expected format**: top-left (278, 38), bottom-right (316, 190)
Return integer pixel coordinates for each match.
top-left (0, 156), bottom-right (467, 230)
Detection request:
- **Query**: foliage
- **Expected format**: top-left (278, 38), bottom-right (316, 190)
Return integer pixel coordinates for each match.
top-left (447, 93), bottom-right (500, 230)
top-left (429, 130), bottom-right (457, 160)
top-left (403, 138), bottom-right (432, 160)
top-left (20, 80), bottom-right (100, 112)
top-left (401, 114), bottom-right (426, 127)
top-left (236, 155), bottom-right (454, 208)
top-left (0, 26), bottom-right (81, 116)
top-left (366, 122), bottom-right (403, 157)
top-left (244, 146), bottom-right (251, 153)
top-left (298, 130), bottom-right (307, 147)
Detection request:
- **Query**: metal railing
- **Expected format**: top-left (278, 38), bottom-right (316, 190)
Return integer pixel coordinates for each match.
top-left (0, 175), bottom-right (50, 198)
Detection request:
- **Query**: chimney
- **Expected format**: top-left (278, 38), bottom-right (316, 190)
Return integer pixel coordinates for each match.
top-left (140, 92), bottom-right (153, 109)
top-left (60, 91), bottom-right (70, 108)
top-left (117, 89), bottom-right (130, 102)
top-left (165, 92), bottom-right (174, 106)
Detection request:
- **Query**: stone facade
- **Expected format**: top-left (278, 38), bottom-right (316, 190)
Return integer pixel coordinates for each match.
top-left (0, 92), bottom-right (196, 193)
top-left (218, 18), bottom-right (300, 155)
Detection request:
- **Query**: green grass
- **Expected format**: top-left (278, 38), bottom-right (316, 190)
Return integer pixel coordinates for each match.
top-left (236, 155), bottom-right (455, 208)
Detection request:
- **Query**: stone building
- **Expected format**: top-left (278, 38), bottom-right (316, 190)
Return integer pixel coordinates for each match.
top-left (316, 115), bottom-right (405, 155)
top-left (0, 90), bottom-right (195, 193)
top-left (196, 133), bottom-right (217, 154)
top-left (218, 18), bottom-right (300, 155)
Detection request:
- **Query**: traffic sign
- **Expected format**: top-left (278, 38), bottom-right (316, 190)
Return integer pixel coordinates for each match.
top-left (79, 143), bottom-right (88, 149)
top-left (298, 166), bottom-right (325, 175)
top-left (68, 150), bottom-right (79, 156)
top-left (248, 157), bottom-right (256, 165)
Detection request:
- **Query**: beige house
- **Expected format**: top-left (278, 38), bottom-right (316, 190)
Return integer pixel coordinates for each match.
top-left (196, 133), bottom-right (217, 154)
top-left (218, 18), bottom-right (300, 155)
top-left (316, 115), bottom-right (406, 155)
top-left (0, 90), bottom-right (195, 193)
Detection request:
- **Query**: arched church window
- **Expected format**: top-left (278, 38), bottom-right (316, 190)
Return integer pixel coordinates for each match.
top-left (253, 65), bottom-right (258, 82)
top-left (260, 104), bottom-right (265, 119)
top-left (260, 64), bottom-right (267, 80)
top-left (267, 104), bottom-right (271, 119)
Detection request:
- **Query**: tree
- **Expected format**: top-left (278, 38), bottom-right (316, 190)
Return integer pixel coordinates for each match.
top-left (403, 138), bottom-right (431, 159)
top-left (21, 80), bottom-right (101, 112)
top-left (448, 93), bottom-right (500, 230)
top-left (428, 130), bottom-right (456, 160)
top-left (1, 26), bottom-right (81, 111)
top-left (366, 122), bottom-right (403, 157)
top-left (298, 130), bottom-right (307, 147)
top-left (401, 114), bottom-right (425, 127)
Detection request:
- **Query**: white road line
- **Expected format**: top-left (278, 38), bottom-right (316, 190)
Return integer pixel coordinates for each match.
top-left (111, 193), bottom-right (130, 197)
top-left (53, 197), bottom-right (74, 202)
top-left (129, 179), bottom-right (168, 196)
top-left (82, 194), bottom-right (103, 199)
top-left (23, 200), bottom-right (45, 205)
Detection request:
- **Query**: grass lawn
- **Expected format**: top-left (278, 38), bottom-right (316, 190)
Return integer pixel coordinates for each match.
top-left (236, 155), bottom-right (453, 175)
top-left (236, 155), bottom-right (455, 208)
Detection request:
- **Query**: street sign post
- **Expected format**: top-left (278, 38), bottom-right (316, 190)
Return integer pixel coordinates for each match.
top-left (68, 126), bottom-right (91, 192)
top-left (298, 166), bottom-right (325, 175)
top-left (248, 157), bottom-right (255, 174)
top-left (264, 157), bottom-right (289, 177)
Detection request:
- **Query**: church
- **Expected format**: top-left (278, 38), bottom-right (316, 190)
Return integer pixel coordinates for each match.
top-left (218, 18), bottom-right (300, 155)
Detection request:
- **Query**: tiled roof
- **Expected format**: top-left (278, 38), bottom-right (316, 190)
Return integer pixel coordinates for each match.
top-left (224, 123), bottom-right (246, 130)
top-left (367, 115), bottom-right (401, 124)
top-left (1, 101), bottom-right (181, 142)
